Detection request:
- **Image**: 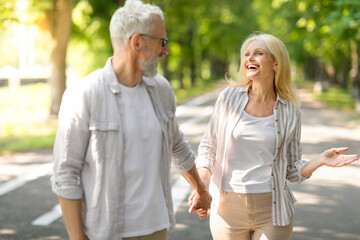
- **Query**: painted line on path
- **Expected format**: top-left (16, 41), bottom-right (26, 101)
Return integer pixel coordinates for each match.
top-left (32, 204), bottom-right (62, 226)
top-left (0, 163), bottom-right (53, 197)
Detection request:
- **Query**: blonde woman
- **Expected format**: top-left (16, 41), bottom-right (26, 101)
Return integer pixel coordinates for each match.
top-left (189, 33), bottom-right (358, 240)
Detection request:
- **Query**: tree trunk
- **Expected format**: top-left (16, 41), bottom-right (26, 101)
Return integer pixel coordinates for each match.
top-left (304, 56), bottom-right (317, 81)
top-left (49, 0), bottom-right (74, 116)
top-left (341, 57), bottom-right (351, 89)
top-left (210, 57), bottom-right (227, 79)
top-left (160, 56), bottom-right (171, 81)
top-left (350, 41), bottom-right (360, 113)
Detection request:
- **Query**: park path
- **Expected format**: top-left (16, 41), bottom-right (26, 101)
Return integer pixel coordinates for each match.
top-left (289, 89), bottom-right (360, 240)
top-left (0, 85), bottom-right (359, 240)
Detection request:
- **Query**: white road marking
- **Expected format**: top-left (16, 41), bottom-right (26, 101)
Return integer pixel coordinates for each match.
top-left (32, 204), bottom-right (62, 226)
top-left (0, 163), bottom-right (53, 197)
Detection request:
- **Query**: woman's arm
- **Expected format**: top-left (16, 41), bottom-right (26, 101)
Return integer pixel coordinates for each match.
top-left (301, 147), bottom-right (358, 177)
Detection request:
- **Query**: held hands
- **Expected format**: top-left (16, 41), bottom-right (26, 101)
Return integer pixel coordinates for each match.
top-left (188, 190), bottom-right (212, 219)
top-left (320, 147), bottom-right (358, 167)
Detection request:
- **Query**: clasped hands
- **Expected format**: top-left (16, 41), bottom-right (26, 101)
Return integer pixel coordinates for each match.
top-left (187, 190), bottom-right (212, 219)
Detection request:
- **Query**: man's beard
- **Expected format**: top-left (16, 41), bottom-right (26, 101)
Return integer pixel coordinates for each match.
top-left (140, 55), bottom-right (159, 78)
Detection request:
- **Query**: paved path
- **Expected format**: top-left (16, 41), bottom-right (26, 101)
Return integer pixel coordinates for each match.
top-left (0, 86), bottom-right (359, 240)
top-left (290, 89), bottom-right (360, 240)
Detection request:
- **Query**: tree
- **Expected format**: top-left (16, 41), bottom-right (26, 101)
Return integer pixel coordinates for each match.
top-left (0, 0), bottom-right (74, 116)
top-left (47, 0), bottom-right (74, 116)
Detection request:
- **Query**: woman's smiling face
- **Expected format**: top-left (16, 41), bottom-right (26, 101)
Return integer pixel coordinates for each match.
top-left (243, 40), bottom-right (277, 83)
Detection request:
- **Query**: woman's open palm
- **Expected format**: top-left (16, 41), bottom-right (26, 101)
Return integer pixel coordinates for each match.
top-left (321, 147), bottom-right (358, 167)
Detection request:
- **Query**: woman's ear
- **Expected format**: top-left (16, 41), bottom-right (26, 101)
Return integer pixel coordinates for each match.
top-left (274, 63), bottom-right (278, 72)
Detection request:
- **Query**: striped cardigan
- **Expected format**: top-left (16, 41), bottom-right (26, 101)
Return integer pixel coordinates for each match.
top-left (196, 86), bottom-right (309, 226)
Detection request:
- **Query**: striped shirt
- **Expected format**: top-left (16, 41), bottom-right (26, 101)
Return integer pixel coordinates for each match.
top-left (196, 86), bottom-right (309, 226)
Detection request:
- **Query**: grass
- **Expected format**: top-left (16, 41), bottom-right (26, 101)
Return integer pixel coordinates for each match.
top-left (314, 88), bottom-right (356, 112)
top-left (294, 79), bottom-right (360, 122)
top-left (0, 83), bottom-right (57, 155)
top-left (0, 79), bottom-right (221, 155)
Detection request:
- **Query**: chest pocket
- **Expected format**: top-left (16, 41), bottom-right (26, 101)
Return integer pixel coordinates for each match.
top-left (88, 122), bottom-right (120, 161)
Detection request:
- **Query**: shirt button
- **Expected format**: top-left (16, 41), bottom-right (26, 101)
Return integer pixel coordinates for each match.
top-left (273, 201), bottom-right (276, 204)
top-left (275, 119), bottom-right (278, 122)
top-left (278, 131), bottom-right (280, 134)
top-left (273, 159), bottom-right (276, 162)
top-left (273, 187), bottom-right (275, 190)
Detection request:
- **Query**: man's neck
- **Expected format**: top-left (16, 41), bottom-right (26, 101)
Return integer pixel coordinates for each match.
top-left (112, 49), bottom-right (143, 88)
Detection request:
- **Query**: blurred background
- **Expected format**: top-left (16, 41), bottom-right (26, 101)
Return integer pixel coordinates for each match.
top-left (0, 0), bottom-right (359, 155)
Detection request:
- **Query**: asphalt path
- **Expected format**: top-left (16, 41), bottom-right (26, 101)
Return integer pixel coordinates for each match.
top-left (0, 85), bottom-right (359, 240)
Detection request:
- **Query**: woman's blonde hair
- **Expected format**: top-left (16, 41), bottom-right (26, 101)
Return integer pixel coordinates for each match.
top-left (229, 32), bottom-right (299, 105)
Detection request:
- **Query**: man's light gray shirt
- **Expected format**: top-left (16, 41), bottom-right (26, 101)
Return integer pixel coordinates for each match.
top-left (51, 58), bottom-right (195, 240)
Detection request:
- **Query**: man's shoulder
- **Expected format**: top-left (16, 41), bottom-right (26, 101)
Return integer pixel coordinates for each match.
top-left (152, 74), bottom-right (172, 89)
top-left (66, 69), bottom-right (105, 93)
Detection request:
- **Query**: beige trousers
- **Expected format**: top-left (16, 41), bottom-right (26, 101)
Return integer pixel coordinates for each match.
top-left (210, 191), bottom-right (293, 240)
top-left (123, 229), bottom-right (167, 240)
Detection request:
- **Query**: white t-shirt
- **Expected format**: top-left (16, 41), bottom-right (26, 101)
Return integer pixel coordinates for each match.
top-left (222, 111), bottom-right (276, 193)
top-left (119, 81), bottom-right (170, 237)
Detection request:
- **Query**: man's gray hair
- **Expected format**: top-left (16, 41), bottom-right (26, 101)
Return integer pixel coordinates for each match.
top-left (110, 0), bottom-right (165, 50)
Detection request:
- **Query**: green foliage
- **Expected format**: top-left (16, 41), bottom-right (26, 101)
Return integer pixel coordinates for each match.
top-left (0, 133), bottom-right (56, 155)
top-left (0, 83), bottom-right (57, 155)
top-left (315, 87), bottom-right (356, 112)
top-left (2, 0), bottom-right (360, 108)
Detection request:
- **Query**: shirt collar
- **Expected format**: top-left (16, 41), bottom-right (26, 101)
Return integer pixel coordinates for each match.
top-left (238, 85), bottom-right (286, 105)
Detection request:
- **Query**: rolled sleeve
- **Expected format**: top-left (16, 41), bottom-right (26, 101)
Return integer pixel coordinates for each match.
top-left (51, 84), bottom-right (90, 199)
top-left (171, 118), bottom-right (195, 172)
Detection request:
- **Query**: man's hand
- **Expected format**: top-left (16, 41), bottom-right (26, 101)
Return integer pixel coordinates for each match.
top-left (188, 190), bottom-right (211, 219)
top-left (181, 165), bottom-right (212, 219)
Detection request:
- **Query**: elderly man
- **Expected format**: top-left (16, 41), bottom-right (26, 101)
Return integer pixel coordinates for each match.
top-left (51, 1), bottom-right (211, 239)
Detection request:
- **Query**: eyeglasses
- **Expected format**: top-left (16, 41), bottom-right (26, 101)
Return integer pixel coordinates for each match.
top-left (139, 33), bottom-right (168, 47)
top-left (130, 33), bottom-right (168, 47)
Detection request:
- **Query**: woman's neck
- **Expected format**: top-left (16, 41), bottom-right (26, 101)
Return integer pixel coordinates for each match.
top-left (248, 83), bottom-right (276, 105)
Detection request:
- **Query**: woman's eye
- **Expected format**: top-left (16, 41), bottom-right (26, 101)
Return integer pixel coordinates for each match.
top-left (257, 51), bottom-right (263, 55)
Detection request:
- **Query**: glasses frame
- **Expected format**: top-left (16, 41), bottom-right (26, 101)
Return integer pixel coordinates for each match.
top-left (133, 33), bottom-right (168, 47)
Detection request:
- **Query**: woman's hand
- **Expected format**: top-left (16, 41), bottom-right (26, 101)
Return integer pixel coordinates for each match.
top-left (320, 147), bottom-right (358, 167)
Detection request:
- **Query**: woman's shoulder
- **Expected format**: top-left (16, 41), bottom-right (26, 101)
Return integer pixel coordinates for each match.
top-left (219, 85), bottom-right (248, 99)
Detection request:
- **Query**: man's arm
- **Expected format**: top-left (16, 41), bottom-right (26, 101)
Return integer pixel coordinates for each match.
top-left (58, 196), bottom-right (88, 240)
top-left (181, 164), bottom-right (212, 216)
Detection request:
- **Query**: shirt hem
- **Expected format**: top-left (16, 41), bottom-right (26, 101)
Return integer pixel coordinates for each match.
top-left (122, 223), bottom-right (170, 238)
